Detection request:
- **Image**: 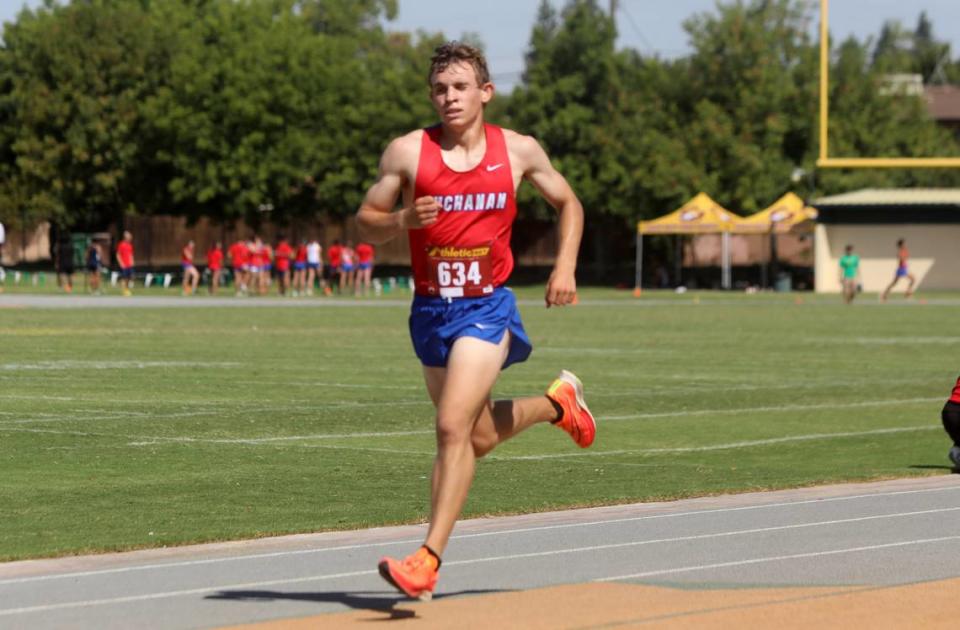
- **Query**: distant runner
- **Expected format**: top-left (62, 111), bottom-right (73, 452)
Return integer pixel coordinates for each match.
top-left (116, 231), bottom-right (135, 297)
top-left (838, 244), bottom-right (860, 305)
top-left (881, 238), bottom-right (915, 301)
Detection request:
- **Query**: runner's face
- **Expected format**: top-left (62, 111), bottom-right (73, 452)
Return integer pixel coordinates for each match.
top-left (429, 62), bottom-right (492, 128)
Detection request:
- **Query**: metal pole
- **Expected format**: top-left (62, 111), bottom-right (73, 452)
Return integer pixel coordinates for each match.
top-left (819, 0), bottom-right (829, 164)
top-left (634, 231), bottom-right (642, 297)
top-left (721, 231), bottom-right (731, 289)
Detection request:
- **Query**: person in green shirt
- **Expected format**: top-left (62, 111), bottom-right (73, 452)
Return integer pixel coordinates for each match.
top-left (838, 244), bottom-right (861, 304)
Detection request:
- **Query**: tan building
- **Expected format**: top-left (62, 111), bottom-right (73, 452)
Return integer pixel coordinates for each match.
top-left (813, 189), bottom-right (960, 293)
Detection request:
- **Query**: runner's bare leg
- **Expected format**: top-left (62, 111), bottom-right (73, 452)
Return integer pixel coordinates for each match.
top-left (421, 334), bottom-right (559, 555)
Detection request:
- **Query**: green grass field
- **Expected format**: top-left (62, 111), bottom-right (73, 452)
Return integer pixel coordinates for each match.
top-left (0, 287), bottom-right (956, 561)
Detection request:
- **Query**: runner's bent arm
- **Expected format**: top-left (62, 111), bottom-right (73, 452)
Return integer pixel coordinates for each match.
top-left (514, 134), bottom-right (583, 307)
top-left (357, 134), bottom-right (439, 244)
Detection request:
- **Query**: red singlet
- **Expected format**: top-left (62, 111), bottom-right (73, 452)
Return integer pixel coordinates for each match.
top-left (409, 124), bottom-right (517, 297)
top-left (207, 248), bottom-right (223, 270)
top-left (951, 376), bottom-right (960, 404)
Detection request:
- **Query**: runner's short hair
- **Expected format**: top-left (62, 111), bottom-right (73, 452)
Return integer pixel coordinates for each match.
top-left (429, 41), bottom-right (490, 86)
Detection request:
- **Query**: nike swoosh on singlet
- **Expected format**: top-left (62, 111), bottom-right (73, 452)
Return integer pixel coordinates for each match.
top-left (486, 164), bottom-right (504, 172)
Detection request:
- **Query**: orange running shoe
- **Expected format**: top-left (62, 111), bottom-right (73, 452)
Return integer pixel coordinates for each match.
top-left (378, 546), bottom-right (439, 600)
top-left (546, 370), bottom-right (596, 448)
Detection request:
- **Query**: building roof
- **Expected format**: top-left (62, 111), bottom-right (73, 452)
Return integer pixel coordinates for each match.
top-left (926, 85), bottom-right (960, 121)
top-left (813, 188), bottom-right (960, 206)
top-left (813, 188), bottom-right (960, 224)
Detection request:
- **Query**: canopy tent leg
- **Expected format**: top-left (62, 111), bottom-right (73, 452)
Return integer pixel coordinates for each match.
top-left (633, 232), bottom-right (643, 297)
top-left (721, 231), bottom-right (731, 289)
top-left (675, 235), bottom-right (682, 287)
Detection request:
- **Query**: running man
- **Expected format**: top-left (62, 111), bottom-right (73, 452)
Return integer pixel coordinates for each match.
top-left (206, 241), bottom-right (224, 295)
top-left (944, 375), bottom-right (960, 470)
top-left (881, 238), bottom-right (915, 301)
top-left (85, 240), bottom-right (102, 295)
top-left (339, 241), bottom-right (356, 294)
top-left (274, 235), bottom-right (294, 296)
top-left (181, 240), bottom-right (200, 295)
top-left (327, 239), bottom-right (342, 294)
top-left (227, 238), bottom-right (249, 296)
top-left (305, 237), bottom-right (322, 296)
top-left (293, 239), bottom-right (308, 296)
top-left (357, 42), bottom-right (594, 601)
top-left (838, 244), bottom-right (860, 305)
top-left (355, 241), bottom-right (374, 296)
top-left (259, 238), bottom-right (273, 295)
top-left (116, 231), bottom-right (135, 297)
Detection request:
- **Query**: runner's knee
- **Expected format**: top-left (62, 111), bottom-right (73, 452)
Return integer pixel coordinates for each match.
top-left (435, 413), bottom-right (473, 448)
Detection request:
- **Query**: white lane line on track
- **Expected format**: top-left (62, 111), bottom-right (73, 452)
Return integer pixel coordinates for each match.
top-left (2, 486), bottom-right (958, 587)
top-left (0, 568), bottom-right (379, 617)
top-left (3, 511), bottom-right (960, 616)
top-left (490, 426), bottom-right (940, 461)
top-left (603, 397), bottom-right (944, 421)
top-left (594, 534), bottom-right (960, 582)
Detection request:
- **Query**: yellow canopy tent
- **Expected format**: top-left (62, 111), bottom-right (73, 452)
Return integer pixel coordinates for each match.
top-left (735, 192), bottom-right (818, 234)
top-left (734, 192), bottom-right (818, 289)
top-left (635, 193), bottom-right (744, 293)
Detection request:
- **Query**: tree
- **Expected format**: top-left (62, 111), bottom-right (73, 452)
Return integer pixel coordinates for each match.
top-left (0, 0), bottom-right (163, 228)
top-left (820, 35), bottom-right (960, 191)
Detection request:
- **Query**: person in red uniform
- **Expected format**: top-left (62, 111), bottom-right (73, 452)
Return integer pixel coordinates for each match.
top-left (326, 239), bottom-right (342, 294)
top-left (943, 376), bottom-right (960, 469)
top-left (258, 238), bottom-right (272, 296)
top-left (116, 231), bottom-right (135, 297)
top-left (357, 42), bottom-right (594, 600)
top-left (292, 239), bottom-right (308, 297)
top-left (181, 240), bottom-right (200, 296)
top-left (355, 242), bottom-right (375, 296)
top-left (247, 237), bottom-right (263, 296)
top-left (228, 239), bottom-right (249, 295)
top-left (274, 235), bottom-right (294, 296)
top-left (206, 241), bottom-right (224, 295)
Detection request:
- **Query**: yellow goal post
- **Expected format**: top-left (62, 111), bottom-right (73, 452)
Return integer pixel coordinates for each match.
top-left (817, 0), bottom-right (960, 169)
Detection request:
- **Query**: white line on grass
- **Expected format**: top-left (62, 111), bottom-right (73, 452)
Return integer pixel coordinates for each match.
top-left (233, 379), bottom-right (421, 390)
top-left (0, 410), bottom-right (223, 426)
top-left (2, 486), bottom-right (958, 586)
top-left (0, 360), bottom-right (242, 371)
top-left (489, 426), bottom-right (939, 461)
top-left (0, 426), bottom-right (436, 447)
top-left (126, 429), bottom-right (435, 446)
top-left (3, 511), bottom-right (959, 615)
top-left (602, 397), bottom-right (944, 421)
top-left (594, 535), bottom-right (960, 582)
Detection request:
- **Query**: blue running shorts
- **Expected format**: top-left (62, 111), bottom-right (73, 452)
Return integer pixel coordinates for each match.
top-left (409, 287), bottom-right (532, 369)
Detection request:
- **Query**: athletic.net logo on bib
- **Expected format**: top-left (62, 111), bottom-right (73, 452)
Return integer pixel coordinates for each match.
top-left (425, 245), bottom-right (494, 298)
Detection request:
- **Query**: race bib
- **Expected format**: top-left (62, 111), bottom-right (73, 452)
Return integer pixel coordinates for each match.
top-left (425, 244), bottom-right (494, 298)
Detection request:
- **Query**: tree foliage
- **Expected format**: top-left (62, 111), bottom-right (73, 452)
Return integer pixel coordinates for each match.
top-left (0, 0), bottom-right (958, 234)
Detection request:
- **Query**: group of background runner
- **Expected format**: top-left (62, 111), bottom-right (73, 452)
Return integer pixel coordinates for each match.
top-left (838, 238), bottom-right (916, 305)
top-left (222, 237), bottom-right (376, 297)
top-left (54, 232), bottom-right (376, 297)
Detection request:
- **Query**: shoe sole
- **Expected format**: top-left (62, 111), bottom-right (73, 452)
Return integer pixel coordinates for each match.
top-left (558, 370), bottom-right (596, 445)
top-left (378, 561), bottom-right (433, 601)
